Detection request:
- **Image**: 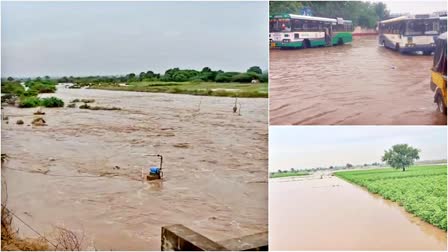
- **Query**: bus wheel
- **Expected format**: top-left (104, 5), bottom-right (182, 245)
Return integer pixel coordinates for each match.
top-left (436, 95), bottom-right (447, 114)
top-left (302, 40), bottom-right (310, 49)
top-left (337, 38), bottom-right (344, 45)
top-left (395, 43), bottom-right (400, 52)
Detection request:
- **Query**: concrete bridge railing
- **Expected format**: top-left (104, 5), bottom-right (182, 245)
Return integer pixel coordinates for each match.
top-left (161, 224), bottom-right (268, 251)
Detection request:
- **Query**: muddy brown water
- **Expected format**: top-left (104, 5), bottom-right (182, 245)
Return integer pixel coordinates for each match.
top-left (1, 87), bottom-right (268, 250)
top-left (270, 35), bottom-right (447, 125)
top-left (269, 175), bottom-right (447, 251)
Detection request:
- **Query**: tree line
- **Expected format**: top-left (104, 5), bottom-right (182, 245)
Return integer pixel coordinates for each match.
top-left (46, 66), bottom-right (267, 85)
top-left (270, 1), bottom-right (390, 28)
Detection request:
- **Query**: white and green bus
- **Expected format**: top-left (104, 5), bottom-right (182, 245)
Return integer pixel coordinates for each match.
top-left (269, 14), bottom-right (353, 49)
top-left (378, 14), bottom-right (440, 54)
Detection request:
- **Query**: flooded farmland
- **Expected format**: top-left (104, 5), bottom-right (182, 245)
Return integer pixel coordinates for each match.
top-left (1, 87), bottom-right (268, 250)
top-left (269, 174), bottom-right (447, 251)
top-left (270, 36), bottom-right (447, 125)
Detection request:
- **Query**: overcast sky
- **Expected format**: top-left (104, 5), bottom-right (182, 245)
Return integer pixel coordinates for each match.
top-left (1, 1), bottom-right (268, 77)
top-left (373, 0), bottom-right (446, 14)
top-left (269, 126), bottom-right (447, 171)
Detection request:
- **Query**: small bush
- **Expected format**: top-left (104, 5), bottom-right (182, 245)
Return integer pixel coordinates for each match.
top-left (71, 99), bottom-right (80, 103)
top-left (231, 72), bottom-right (259, 83)
top-left (29, 83), bottom-right (56, 93)
top-left (19, 97), bottom-right (41, 108)
top-left (16, 119), bottom-right (24, 125)
top-left (67, 103), bottom-right (76, 108)
top-left (41, 97), bottom-right (64, 107)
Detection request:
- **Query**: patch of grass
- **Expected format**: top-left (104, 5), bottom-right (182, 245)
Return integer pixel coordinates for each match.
top-left (270, 171), bottom-right (310, 178)
top-left (334, 165), bottom-right (447, 231)
top-left (90, 81), bottom-right (268, 98)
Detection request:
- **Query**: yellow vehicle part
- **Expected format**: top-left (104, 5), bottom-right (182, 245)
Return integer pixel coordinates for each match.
top-left (431, 71), bottom-right (447, 106)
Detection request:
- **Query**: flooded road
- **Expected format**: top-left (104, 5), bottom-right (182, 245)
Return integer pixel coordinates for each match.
top-left (270, 36), bottom-right (447, 125)
top-left (269, 175), bottom-right (447, 251)
top-left (1, 87), bottom-right (268, 250)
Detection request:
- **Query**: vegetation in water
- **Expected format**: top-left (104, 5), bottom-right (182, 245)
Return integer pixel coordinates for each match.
top-left (270, 170), bottom-right (310, 178)
top-left (270, 1), bottom-right (390, 28)
top-left (18, 97), bottom-right (64, 108)
top-left (40, 97), bottom-right (65, 108)
top-left (334, 165), bottom-right (447, 231)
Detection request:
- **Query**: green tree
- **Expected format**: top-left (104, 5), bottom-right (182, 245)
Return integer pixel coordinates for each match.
top-left (201, 67), bottom-right (211, 72)
top-left (270, 1), bottom-right (303, 15)
top-left (382, 144), bottom-right (420, 172)
top-left (373, 2), bottom-right (390, 21)
top-left (7, 77), bottom-right (14, 81)
top-left (247, 66), bottom-right (262, 75)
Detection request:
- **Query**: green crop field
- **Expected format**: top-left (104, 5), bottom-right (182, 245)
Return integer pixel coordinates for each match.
top-left (334, 165), bottom-right (447, 231)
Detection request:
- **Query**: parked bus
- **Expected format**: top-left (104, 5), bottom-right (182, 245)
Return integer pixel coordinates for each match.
top-left (440, 16), bottom-right (447, 33)
top-left (269, 14), bottom-right (353, 49)
top-left (378, 14), bottom-right (440, 54)
top-left (430, 32), bottom-right (446, 114)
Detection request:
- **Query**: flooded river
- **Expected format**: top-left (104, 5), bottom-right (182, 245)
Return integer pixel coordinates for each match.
top-left (270, 36), bottom-right (447, 125)
top-left (1, 87), bottom-right (268, 250)
top-left (269, 175), bottom-right (447, 250)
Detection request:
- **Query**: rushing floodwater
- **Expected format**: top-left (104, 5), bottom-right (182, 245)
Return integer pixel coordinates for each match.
top-left (269, 174), bottom-right (447, 251)
top-left (1, 87), bottom-right (268, 250)
top-left (270, 36), bottom-right (447, 125)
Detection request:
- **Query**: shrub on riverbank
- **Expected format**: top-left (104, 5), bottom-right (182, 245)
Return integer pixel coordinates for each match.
top-left (1, 81), bottom-right (24, 96)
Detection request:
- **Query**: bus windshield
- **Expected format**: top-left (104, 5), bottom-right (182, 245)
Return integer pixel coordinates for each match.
top-left (405, 19), bottom-right (439, 36)
top-left (270, 19), bottom-right (291, 32)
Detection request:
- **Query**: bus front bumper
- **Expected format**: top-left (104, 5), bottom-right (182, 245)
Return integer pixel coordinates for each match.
top-left (271, 41), bottom-right (303, 48)
top-left (400, 43), bottom-right (436, 53)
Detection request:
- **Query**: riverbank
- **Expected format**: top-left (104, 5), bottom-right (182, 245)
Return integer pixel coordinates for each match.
top-left (86, 81), bottom-right (268, 98)
top-left (335, 165), bottom-right (447, 231)
top-left (1, 87), bottom-right (268, 250)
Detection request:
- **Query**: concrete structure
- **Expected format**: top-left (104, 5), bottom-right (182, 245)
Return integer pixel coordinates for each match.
top-left (161, 224), bottom-right (268, 251)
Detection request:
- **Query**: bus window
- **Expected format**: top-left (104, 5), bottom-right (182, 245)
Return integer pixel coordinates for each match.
top-left (405, 20), bottom-right (439, 35)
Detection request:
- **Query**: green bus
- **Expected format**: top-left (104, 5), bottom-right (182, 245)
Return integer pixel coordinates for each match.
top-left (269, 14), bottom-right (353, 49)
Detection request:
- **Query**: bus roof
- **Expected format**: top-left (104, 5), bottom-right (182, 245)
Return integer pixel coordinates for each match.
top-left (380, 14), bottom-right (439, 24)
top-left (270, 14), bottom-right (337, 23)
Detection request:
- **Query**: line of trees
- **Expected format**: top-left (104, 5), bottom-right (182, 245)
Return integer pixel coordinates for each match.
top-left (52, 66), bottom-right (268, 85)
top-left (270, 1), bottom-right (390, 28)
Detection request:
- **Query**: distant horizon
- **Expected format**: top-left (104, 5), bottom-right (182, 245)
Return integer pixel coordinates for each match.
top-left (269, 126), bottom-right (447, 172)
top-left (272, 159), bottom-right (447, 172)
top-left (2, 65), bottom-right (269, 79)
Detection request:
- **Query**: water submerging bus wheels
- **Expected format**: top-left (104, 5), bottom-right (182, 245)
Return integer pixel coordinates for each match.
top-left (378, 14), bottom-right (441, 55)
top-left (269, 14), bottom-right (353, 49)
